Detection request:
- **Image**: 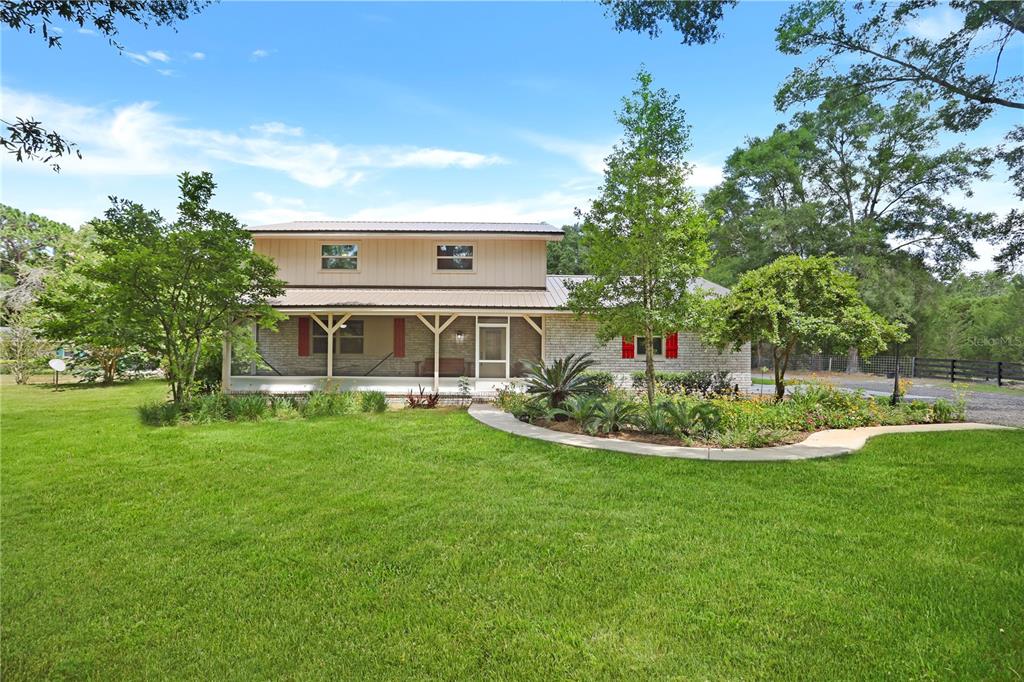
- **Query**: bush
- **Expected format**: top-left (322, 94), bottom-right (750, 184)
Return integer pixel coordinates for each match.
top-left (580, 370), bottom-right (616, 394)
top-left (406, 386), bottom-right (440, 408)
top-left (591, 398), bottom-right (639, 434)
top-left (301, 390), bottom-right (356, 418)
top-left (631, 370), bottom-right (735, 398)
top-left (138, 400), bottom-right (182, 426)
top-left (230, 394), bottom-right (270, 421)
top-left (360, 390), bottom-right (388, 413)
top-left (271, 396), bottom-right (300, 419)
top-left (189, 393), bottom-right (229, 423)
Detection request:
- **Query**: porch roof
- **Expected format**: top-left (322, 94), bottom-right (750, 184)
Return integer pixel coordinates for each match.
top-left (247, 220), bottom-right (563, 238)
top-left (269, 275), bottom-right (729, 311)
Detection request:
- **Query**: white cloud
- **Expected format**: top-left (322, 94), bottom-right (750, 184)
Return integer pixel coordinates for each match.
top-left (157, 69), bottom-right (175, 77)
top-left (689, 162), bottom-right (724, 188)
top-left (251, 49), bottom-right (270, 60)
top-left (520, 129), bottom-right (722, 187)
top-left (146, 50), bottom-right (171, 63)
top-left (906, 6), bottom-right (961, 41)
top-left (519, 130), bottom-right (610, 174)
top-left (30, 207), bottom-right (91, 228)
top-left (124, 51), bottom-right (150, 64)
top-left (250, 121), bottom-right (304, 137)
top-left (240, 192), bottom-right (332, 224)
top-left (0, 88), bottom-right (507, 188)
top-left (77, 28), bottom-right (96, 35)
top-left (190, 51), bottom-right (206, 60)
top-left (346, 189), bottom-right (590, 226)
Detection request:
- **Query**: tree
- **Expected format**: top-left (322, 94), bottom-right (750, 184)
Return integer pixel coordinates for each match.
top-left (1, 0), bottom-right (209, 170)
top-left (0, 265), bottom-right (51, 384)
top-left (0, 204), bottom-right (73, 284)
top-left (708, 90), bottom-right (993, 282)
top-left (600, 0), bottom-right (737, 44)
top-left (775, 0), bottom-right (1024, 270)
top-left (705, 255), bottom-right (906, 400)
top-left (36, 225), bottom-right (130, 383)
top-left (567, 69), bottom-right (714, 406)
top-left (88, 171), bottom-right (284, 404)
top-left (546, 224), bottom-right (588, 275)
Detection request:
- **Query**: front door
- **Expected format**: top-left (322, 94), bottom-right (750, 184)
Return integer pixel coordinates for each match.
top-left (477, 321), bottom-right (509, 379)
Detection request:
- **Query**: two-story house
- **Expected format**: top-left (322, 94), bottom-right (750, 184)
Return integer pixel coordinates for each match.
top-left (222, 221), bottom-right (751, 393)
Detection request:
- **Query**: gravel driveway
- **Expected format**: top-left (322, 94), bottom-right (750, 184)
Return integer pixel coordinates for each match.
top-left (763, 372), bottom-right (1024, 428)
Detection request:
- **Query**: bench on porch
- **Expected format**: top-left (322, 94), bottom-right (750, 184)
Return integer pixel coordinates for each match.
top-left (415, 358), bottom-right (472, 377)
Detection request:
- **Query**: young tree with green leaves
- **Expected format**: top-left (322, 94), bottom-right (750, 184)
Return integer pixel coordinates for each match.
top-left (36, 225), bottom-right (130, 383)
top-left (567, 69), bottom-right (714, 406)
top-left (89, 171), bottom-right (284, 404)
top-left (705, 255), bottom-right (906, 401)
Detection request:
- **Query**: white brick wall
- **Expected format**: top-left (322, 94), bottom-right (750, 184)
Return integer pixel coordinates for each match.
top-left (543, 314), bottom-right (751, 388)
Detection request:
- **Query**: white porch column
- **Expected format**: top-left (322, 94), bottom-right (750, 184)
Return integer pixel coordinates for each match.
top-left (220, 337), bottom-right (231, 394)
top-left (433, 313), bottom-right (440, 392)
top-left (327, 313), bottom-right (334, 380)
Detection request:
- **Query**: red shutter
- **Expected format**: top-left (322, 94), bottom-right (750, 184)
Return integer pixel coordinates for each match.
top-left (393, 317), bottom-right (405, 358)
top-left (621, 336), bottom-right (635, 359)
top-left (297, 317), bottom-right (310, 357)
top-left (666, 332), bottom-right (679, 359)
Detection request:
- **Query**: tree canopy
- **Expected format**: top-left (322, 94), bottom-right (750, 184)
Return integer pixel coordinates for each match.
top-left (705, 255), bottom-right (906, 400)
top-left (87, 171), bottom-right (284, 404)
top-left (567, 69), bottom-right (714, 404)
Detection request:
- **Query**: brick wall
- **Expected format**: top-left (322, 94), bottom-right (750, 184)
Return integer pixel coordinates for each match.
top-left (543, 314), bottom-right (751, 388)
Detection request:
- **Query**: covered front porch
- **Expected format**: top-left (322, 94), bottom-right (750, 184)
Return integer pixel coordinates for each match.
top-left (222, 311), bottom-right (546, 394)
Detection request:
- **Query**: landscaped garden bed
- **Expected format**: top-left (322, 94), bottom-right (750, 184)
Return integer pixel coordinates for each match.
top-left (497, 363), bottom-right (967, 449)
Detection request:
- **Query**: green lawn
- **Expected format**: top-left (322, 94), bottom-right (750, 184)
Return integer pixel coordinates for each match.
top-left (3, 381), bottom-right (1023, 679)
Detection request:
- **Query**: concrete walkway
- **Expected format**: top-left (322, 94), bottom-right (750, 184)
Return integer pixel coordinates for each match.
top-left (468, 404), bottom-right (1013, 462)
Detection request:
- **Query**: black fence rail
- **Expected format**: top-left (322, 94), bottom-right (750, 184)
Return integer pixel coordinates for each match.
top-left (753, 352), bottom-right (1024, 386)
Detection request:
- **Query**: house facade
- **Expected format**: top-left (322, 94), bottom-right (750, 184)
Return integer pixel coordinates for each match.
top-left (222, 221), bottom-right (751, 393)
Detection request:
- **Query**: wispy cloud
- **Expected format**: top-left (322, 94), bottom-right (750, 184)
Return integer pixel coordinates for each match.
top-left (250, 49), bottom-right (271, 60)
top-left (251, 121), bottom-right (304, 137)
top-left (241, 192), bottom-right (332, 224)
top-left (190, 51), bottom-right (206, 61)
top-left (346, 189), bottom-right (589, 226)
top-left (520, 129), bottom-right (723, 188)
top-left (124, 51), bottom-right (151, 64)
top-left (146, 50), bottom-right (171, 63)
top-left (519, 130), bottom-right (611, 174)
top-left (1, 89), bottom-right (507, 188)
top-left (157, 69), bottom-right (175, 77)
top-left (906, 6), bottom-right (961, 40)
top-left (77, 28), bottom-right (96, 35)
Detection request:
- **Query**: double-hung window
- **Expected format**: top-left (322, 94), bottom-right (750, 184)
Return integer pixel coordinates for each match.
top-left (635, 336), bottom-right (663, 356)
top-left (321, 244), bottom-right (359, 270)
top-left (436, 244), bottom-right (474, 271)
top-left (311, 320), bottom-right (365, 354)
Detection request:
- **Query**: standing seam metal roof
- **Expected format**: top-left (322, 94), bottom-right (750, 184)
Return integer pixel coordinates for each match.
top-left (248, 220), bottom-right (563, 235)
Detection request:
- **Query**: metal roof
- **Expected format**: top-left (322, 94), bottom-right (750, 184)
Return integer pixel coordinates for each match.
top-left (270, 275), bottom-right (729, 311)
top-left (247, 220), bottom-right (563, 236)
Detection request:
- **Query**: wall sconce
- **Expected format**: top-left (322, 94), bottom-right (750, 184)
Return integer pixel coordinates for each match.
top-left (455, 331), bottom-right (465, 343)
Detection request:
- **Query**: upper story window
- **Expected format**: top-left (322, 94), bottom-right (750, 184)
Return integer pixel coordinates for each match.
top-left (436, 244), bottom-right (474, 271)
top-left (636, 336), bottom-right (663, 356)
top-left (322, 243), bottom-right (359, 270)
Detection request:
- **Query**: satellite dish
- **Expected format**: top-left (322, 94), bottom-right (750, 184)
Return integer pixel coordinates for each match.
top-left (48, 358), bottom-right (66, 372)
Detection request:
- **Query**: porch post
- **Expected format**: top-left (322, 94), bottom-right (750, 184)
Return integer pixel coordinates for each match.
top-left (220, 337), bottom-right (231, 394)
top-left (433, 313), bottom-right (440, 392)
top-left (326, 313), bottom-right (334, 380)
top-left (523, 315), bottom-right (544, 365)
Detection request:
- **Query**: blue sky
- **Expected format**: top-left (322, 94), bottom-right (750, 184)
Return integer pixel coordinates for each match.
top-left (2, 1), bottom-right (1019, 269)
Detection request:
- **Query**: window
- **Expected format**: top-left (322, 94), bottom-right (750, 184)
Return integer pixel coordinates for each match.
top-left (635, 336), bottom-right (663, 356)
top-left (436, 244), bottom-right (474, 271)
top-left (321, 244), bottom-right (358, 270)
top-left (311, 320), bottom-right (365, 354)
top-left (338, 320), bottom-right (364, 354)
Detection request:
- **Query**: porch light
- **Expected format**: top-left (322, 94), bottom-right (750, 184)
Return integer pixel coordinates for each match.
top-left (456, 331), bottom-right (465, 343)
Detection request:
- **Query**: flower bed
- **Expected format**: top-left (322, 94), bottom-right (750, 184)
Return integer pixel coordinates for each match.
top-left (495, 381), bottom-right (967, 449)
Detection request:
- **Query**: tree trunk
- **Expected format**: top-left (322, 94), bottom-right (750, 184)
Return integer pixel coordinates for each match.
top-left (645, 331), bottom-right (656, 406)
top-left (846, 346), bottom-right (859, 374)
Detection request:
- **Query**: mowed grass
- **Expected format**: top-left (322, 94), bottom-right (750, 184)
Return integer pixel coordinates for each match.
top-left (3, 381), bottom-right (1023, 680)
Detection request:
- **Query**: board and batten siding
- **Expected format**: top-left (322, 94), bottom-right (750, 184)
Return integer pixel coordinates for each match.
top-left (255, 237), bottom-right (548, 288)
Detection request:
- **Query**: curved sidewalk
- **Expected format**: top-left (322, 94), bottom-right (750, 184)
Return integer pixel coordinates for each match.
top-left (468, 404), bottom-right (1013, 462)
